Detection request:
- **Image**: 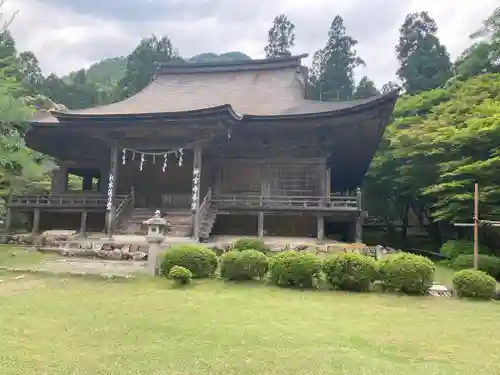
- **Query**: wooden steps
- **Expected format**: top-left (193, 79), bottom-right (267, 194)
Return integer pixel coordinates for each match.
top-left (199, 210), bottom-right (217, 240)
top-left (118, 208), bottom-right (193, 237)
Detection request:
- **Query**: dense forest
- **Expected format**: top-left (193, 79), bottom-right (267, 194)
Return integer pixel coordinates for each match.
top-left (0, 5), bottom-right (499, 251)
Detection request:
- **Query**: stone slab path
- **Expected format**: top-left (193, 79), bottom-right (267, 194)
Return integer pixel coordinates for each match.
top-left (34, 258), bottom-right (148, 277)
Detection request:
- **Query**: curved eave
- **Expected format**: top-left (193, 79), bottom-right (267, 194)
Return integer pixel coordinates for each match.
top-left (49, 104), bottom-right (242, 123)
top-left (33, 89), bottom-right (399, 127)
top-left (243, 90), bottom-right (400, 122)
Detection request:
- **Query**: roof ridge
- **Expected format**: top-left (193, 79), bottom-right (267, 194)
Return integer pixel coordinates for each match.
top-left (156, 54), bottom-right (308, 75)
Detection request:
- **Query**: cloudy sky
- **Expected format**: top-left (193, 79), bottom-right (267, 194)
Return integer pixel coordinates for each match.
top-left (3, 0), bottom-right (498, 86)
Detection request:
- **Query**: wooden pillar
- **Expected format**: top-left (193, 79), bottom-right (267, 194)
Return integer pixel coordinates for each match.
top-left (5, 207), bottom-right (12, 232)
top-left (317, 215), bottom-right (325, 241)
top-left (105, 145), bottom-right (118, 237)
top-left (80, 210), bottom-right (88, 236)
top-left (51, 165), bottom-right (68, 193)
top-left (325, 167), bottom-right (331, 197)
top-left (261, 164), bottom-right (271, 197)
top-left (82, 174), bottom-right (93, 191)
top-left (213, 161), bottom-right (222, 195)
top-left (99, 166), bottom-right (109, 194)
top-left (257, 164), bottom-right (267, 238)
top-left (130, 186), bottom-right (136, 208)
top-left (32, 209), bottom-right (41, 235)
top-left (4, 193), bottom-right (12, 232)
top-left (257, 212), bottom-right (264, 238)
top-left (473, 183), bottom-right (479, 269)
top-left (192, 147), bottom-right (202, 240)
top-left (355, 187), bottom-right (363, 243)
top-left (318, 161), bottom-right (326, 197)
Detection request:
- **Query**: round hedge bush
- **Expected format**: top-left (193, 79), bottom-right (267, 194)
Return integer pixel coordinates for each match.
top-left (322, 252), bottom-right (379, 292)
top-left (232, 237), bottom-right (269, 253)
top-left (452, 269), bottom-right (496, 300)
top-left (168, 265), bottom-right (192, 286)
top-left (452, 254), bottom-right (500, 280)
top-left (161, 245), bottom-right (218, 278)
top-left (220, 250), bottom-right (269, 281)
top-left (378, 253), bottom-right (436, 295)
top-left (440, 240), bottom-right (490, 259)
top-left (269, 251), bottom-right (322, 289)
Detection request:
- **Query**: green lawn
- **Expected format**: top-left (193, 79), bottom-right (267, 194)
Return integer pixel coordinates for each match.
top-left (1, 275), bottom-right (499, 375)
top-left (434, 264), bottom-right (457, 287)
top-left (0, 245), bottom-right (50, 268)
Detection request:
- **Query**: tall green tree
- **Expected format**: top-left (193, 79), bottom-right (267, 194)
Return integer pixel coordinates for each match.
top-left (0, 29), bottom-right (53, 206)
top-left (309, 15), bottom-right (365, 101)
top-left (365, 73), bottom-right (500, 250)
top-left (264, 14), bottom-right (296, 58)
top-left (381, 81), bottom-right (400, 94)
top-left (455, 43), bottom-right (496, 78)
top-left (18, 51), bottom-right (44, 95)
top-left (471, 6), bottom-right (500, 49)
top-left (396, 12), bottom-right (452, 94)
top-left (354, 76), bottom-right (379, 99)
top-left (117, 35), bottom-right (181, 99)
top-left (41, 71), bottom-right (99, 110)
top-left (0, 30), bottom-right (19, 83)
top-left (456, 7), bottom-right (500, 78)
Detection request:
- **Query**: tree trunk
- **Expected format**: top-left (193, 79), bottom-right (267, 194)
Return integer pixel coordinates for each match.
top-left (412, 202), bottom-right (443, 248)
top-left (400, 204), bottom-right (409, 250)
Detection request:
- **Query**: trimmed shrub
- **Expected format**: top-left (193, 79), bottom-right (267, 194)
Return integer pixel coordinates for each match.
top-left (269, 251), bottom-right (322, 289)
top-left (452, 269), bottom-right (496, 300)
top-left (379, 253), bottom-right (436, 295)
top-left (322, 252), bottom-right (379, 292)
top-left (452, 254), bottom-right (500, 280)
top-left (220, 250), bottom-right (269, 281)
top-left (161, 245), bottom-right (218, 278)
top-left (168, 265), bottom-right (192, 286)
top-left (232, 237), bottom-right (269, 253)
top-left (440, 240), bottom-right (490, 259)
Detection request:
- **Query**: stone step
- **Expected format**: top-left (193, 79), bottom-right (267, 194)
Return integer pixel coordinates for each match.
top-left (119, 207), bottom-right (194, 236)
top-left (131, 209), bottom-right (191, 214)
top-left (132, 214), bottom-right (192, 219)
top-left (128, 213), bottom-right (191, 219)
top-left (129, 215), bottom-right (192, 222)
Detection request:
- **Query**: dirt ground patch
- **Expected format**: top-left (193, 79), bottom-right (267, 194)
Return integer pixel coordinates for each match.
top-left (0, 275), bottom-right (46, 296)
top-left (37, 258), bottom-right (148, 276)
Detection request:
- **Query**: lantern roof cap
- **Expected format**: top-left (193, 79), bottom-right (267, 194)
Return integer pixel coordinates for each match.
top-left (143, 210), bottom-right (168, 225)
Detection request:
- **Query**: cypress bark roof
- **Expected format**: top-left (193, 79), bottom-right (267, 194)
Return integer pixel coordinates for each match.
top-left (34, 54), bottom-right (399, 124)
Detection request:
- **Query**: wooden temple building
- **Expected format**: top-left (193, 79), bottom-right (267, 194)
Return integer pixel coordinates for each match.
top-left (7, 54), bottom-right (398, 242)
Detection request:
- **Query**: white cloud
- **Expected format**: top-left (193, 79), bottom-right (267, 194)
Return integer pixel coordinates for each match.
top-left (3, 0), bottom-right (498, 86)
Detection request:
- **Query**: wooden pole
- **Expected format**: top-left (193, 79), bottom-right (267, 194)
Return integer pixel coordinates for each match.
top-left (192, 147), bottom-right (202, 241)
top-left (355, 187), bottom-right (363, 243)
top-left (80, 210), bottom-right (88, 237)
top-left (106, 145), bottom-right (118, 239)
top-left (32, 209), bottom-right (40, 235)
top-left (317, 215), bottom-right (325, 241)
top-left (257, 212), bottom-right (264, 238)
top-left (473, 183), bottom-right (479, 269)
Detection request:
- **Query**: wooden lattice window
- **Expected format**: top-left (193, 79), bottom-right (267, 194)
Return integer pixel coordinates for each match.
top-left (268, 164), bottom-right (320, 196)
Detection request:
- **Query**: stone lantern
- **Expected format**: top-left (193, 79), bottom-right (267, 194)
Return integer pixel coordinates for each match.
top-left (143, 210), bottom-right (168, 240)
top-left (143, 210), bottom-right (168, 275)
